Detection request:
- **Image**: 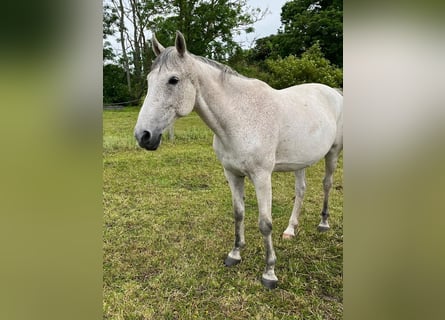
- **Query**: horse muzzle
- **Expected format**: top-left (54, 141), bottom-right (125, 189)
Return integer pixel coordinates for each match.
top-left (136, 130), bottom-right (162, 151)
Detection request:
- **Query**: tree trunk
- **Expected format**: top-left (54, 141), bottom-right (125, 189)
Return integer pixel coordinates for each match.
top-left (130, 0), bottom-right (142, 97)
top-left (117, 0), bottom-right (131, 93)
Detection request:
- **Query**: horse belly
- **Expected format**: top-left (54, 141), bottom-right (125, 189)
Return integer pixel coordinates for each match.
top-left (273, 161), bottom-right (309, 172)
top-left (273, 145), bottom-right (328, 172)
top-left (274, 118), bottom-right (337, 172)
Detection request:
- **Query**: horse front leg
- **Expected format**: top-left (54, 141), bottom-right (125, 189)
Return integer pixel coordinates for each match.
top-left (224, 169), bottom-right (245, 267)
top-left (251, 171), bottom-right (278, 289)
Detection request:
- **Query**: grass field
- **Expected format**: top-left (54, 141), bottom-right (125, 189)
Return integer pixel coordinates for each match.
top-left (103, 107), bottom-right (343, 319)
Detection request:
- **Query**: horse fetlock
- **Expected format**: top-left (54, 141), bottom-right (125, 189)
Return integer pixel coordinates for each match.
top-left (234, 232), bottom-right (245, 248)
top-left (266, 258), bottom-right (277, 269)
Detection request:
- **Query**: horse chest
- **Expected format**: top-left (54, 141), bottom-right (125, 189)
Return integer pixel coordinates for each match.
top-left (212, 135), bottom-right (275, 175)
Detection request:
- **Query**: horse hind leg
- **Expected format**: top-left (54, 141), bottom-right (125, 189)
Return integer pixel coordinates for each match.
top-left (318, 145), bottom-right (342, 232)
top-left (223, 169), bottom-right (246, 267)
top-left (283, 169), bottom-right (306, 239)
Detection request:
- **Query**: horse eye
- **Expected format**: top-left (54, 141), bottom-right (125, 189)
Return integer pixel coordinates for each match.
top-left (168, 77), bottom-right (179, 85)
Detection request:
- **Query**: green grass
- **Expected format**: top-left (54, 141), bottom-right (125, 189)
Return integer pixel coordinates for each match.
top-left (103, 106), bottom-right (343, 319)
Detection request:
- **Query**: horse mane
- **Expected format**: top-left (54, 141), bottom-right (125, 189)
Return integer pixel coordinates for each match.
top-left (151, 47), bottom-right (246, 80)
top-left (192, 55), bottom-right (246, 79)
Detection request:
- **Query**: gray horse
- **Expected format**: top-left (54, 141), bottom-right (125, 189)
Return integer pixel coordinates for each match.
top-left (134, 31), bottom-right (343, 289)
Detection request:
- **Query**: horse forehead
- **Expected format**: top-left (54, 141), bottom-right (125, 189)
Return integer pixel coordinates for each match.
top-left (151, 47), bottom-right (190, 71)
top-left (148, 64), bottom-right (188, 80)
top-left (147, 72), bottom-right (159, 84)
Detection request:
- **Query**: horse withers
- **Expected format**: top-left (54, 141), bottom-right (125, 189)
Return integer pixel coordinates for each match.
top-left (134, 31), bottom-right (343, 289)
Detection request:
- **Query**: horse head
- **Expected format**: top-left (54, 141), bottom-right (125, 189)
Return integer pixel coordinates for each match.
top-left (134, 31), bottom-right (197, 150)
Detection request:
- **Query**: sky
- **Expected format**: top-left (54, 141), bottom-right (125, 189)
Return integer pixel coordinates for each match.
top-left (237, 0), bottom-right (288, 47)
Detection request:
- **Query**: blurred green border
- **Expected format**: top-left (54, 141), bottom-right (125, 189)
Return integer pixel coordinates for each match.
top-left (0, 1), bottom-right (103, 320)
top-left (1, 0), bottom-right (445, 319)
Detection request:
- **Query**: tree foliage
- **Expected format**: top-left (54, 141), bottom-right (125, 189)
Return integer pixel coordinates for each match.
top-left (103, 64), bottom-right (133, 104)
top-left (102, 0), bottom-right (343, 104)
top-left (249, 0), bottom-right (342, 67)
top-left (264, 42), bottom-right (342, 89)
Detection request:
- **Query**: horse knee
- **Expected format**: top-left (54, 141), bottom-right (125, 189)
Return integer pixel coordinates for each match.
top-left (234, 208), bottom-right (244, 221)
top-left (259, 219), bottom-right (272, 236)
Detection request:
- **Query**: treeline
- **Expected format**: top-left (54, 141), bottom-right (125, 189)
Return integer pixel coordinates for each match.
top-left (103, 0), bottom-right (342, 105)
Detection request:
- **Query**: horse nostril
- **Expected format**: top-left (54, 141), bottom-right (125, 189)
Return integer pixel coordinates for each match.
top-left (137, 130), bottom-right (161, 150)
top-left (141, 130), bottom-right (151, 145)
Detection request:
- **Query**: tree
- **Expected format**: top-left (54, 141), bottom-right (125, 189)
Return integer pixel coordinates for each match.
top-left (248, 0), bottom-right (342, 67)
top-left (104, 0), bottom-right (157, 101)
top-left (103, 0), bottom-right (266, 104)
top-left (117, 0), bottom-right (133, 93)
top-left (103, 3), bottom-right (118, 62)
top-left (103, 64), bottom-right (133, 104)
top-left (152, 0), bottom-right (265, 61)
top-left (279, 0), bottom-right (342, 66)
top-left (246, 33), bottom-right (284, 62)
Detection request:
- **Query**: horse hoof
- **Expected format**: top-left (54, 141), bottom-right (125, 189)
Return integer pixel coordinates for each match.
top-left (317, 225), bottom-right (330, 232)
top-left (261, 277), bottom-right (278, 289)
top-left (224, 256), bottom-right (241, 267)
top-left (282, 233), bottom-right (294, 240)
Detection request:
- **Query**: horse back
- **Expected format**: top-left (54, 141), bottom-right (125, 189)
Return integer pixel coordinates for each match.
top-left (281, 83), bottom-right (342, 120)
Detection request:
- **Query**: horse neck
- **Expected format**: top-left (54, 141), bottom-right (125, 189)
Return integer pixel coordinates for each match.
top-left (193, 60), bottom-right (249, 139)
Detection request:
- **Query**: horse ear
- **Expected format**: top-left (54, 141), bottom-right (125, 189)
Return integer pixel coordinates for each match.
top-left (175, 31), bottom-right (187, 57)
top-left (152, 33), bottom-right (165, 56)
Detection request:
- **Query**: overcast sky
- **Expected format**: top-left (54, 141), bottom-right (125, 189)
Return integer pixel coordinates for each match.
top-left (236, 0), bottom-right (288, 47)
